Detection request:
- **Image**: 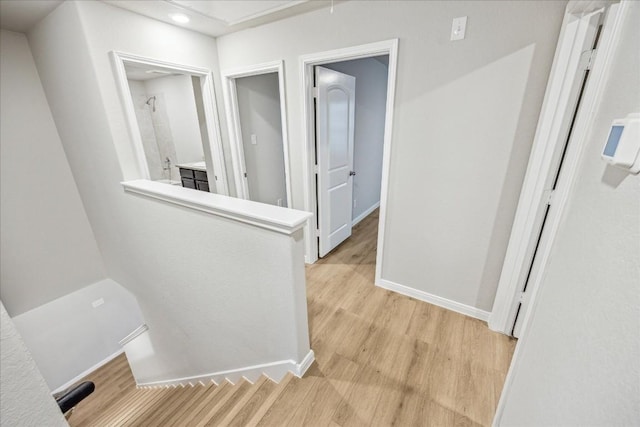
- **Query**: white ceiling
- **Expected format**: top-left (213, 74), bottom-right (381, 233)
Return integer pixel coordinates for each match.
top-left (0, 0), bottom-right (332, 37)
top-left (171, 0), bottom-right (308, 26)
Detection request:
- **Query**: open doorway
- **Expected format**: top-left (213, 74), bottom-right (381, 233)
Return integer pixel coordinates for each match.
top-left (222, 61), bottom-right (292, 207)
top-left (300, 40), bottom-right (399, 270)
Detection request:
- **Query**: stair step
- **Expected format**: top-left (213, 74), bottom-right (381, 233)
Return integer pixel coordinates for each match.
top-left (161, 382), bottom-right (217, 425)
top-left (120, 388), bottom-right (175, 426)
top-left (219, 376), bottom-right (272, 426)
top-left (95, 387), bottom-right (166, 427)
top-left (188, 381), bottom-right (234, 423)
top-left (195, 380), bottom-right (252, 426)
top-left (73, 367), bottom-right (306, 426)
top-left (252, 369), bottom-right (321, 426)
top-left (243, 373), bottom-right (295, 427)
top-left (140, 382), bottom-right (206, 426)
top-left (87, 388), bottom-right (161, 426)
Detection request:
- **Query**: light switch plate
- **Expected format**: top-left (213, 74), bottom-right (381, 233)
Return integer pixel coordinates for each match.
top-left (251, 134), bottom-right (258, 145)
top-left (451, 16), bottom-right (467, 41)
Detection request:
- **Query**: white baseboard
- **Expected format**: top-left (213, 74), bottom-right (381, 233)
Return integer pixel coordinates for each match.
top-left (352, 202), bottom-right (380, 226)
top-left (51, 349), bottom-right (124, 395)
top-left (136, 349), bottom-right (315, 389)
top-left (376, 278), bottom-right (490, 321)
top-left (294, 350), bottom-right (315, 378)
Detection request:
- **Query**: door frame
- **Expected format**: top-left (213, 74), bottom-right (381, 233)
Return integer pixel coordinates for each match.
top-left (489, 3), bottom-right (625, 335)
top-left (300, 39), bottom-right (398, 266)
top-left (221, 61), bottom-right (292, 207)
top-left (110, 51), bottom-right (229, 195)
top-left (494, 1), bottom-right (628, 423)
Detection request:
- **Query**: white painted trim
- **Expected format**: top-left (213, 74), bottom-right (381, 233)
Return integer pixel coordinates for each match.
top-left (52, 349), bottom-right (124, 395)
top-left (122, 179), bottom-right (311, 235)
top-left (300, 39), bottom-right (399, 264)
top-left (226, 1), bottom-right (308, 26)
top-left (137, 350), bottom-right (315, 388)
top-left (109, 51), bottom-right (229, 196)
top-left (493, 2), bottom-right (627, 425)
top-left (118, 324), bottom-right (148, 347)
top-left (221, 61), bottom-right (292, 207)
top-left (488, 7), bottom-right (605, 334)
top-left (294, 349), bottom-right (315, 378)
top-left (377, 279), bottom-right (490, 322)
top-left (352, 201), bottom-right (380, 226)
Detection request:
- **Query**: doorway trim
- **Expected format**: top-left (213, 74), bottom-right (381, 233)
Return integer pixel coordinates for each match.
top-left (221, 61), bottom-right (292, 207)
top-left (494, 1), bottom-right (628, 423)
top-left (299, 39), bottom-right (398, 265)
top-left (489, 3), bottom-right (624, 335)
top-left (110, 51), bottom-right (229, 195)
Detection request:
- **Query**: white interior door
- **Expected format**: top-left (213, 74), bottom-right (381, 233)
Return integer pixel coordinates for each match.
top-left (315, 66), bottom-right (356, 257)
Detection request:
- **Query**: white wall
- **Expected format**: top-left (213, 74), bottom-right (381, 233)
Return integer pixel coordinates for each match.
top-left (0, 29), bottom-right (106, 316)
top-left (497, 3), bottom-right (640, 425)
top-left (12, 279), bottom-right (143, 391)
top-left (1, 29), bottom-right (145, 392)
top-left (324, 57), bottom-right (388, 222)
top-left (236, 72), bottom-right (287, 206)
top-left (28, 0), bottom-right (310, 384)
top-left (216, 0), bottom-right (567, 312)
top-left (0, 301), bottom-right (67, 427)
top-left (144, 74), bottom-right (204, 165)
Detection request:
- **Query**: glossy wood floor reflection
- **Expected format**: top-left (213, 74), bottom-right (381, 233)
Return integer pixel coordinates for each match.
top-left (68, 209), bottom-right (516, 426)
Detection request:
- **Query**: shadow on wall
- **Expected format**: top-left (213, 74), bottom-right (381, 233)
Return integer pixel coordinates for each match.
top-left (601, 164), bottom-right (630, 188)
top-left (387, 44), bottom-right (537, 312)
top-left (477, 43), bottom-right (541, 311)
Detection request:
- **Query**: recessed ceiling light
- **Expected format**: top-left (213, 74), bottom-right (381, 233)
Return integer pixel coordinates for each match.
top-left (170, 13), bottom-right (190, 24)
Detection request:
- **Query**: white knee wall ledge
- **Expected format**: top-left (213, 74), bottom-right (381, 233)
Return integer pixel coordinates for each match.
top-left (122, 180), bottom-right (311, 235)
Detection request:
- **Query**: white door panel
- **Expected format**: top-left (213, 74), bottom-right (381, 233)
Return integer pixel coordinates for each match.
top-left (316, 66), bottom-right (356, 257)
top-left (329, 170), bottom-right (348, 188)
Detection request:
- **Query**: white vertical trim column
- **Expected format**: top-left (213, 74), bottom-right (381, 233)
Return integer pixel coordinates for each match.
top-left (489, 6), bottom-right (606, 334)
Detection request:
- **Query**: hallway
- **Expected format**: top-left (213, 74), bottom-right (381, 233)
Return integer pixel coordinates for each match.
top-left (67, 210), bottom-right (515, 426)
top-left (302, 209), bottom-right (516, 425)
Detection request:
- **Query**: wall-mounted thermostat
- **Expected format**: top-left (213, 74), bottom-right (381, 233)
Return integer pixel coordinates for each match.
top-left (601, 113), bottom-right (640, 174)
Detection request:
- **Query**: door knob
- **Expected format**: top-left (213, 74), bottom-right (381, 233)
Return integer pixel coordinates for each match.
top-left (349, 171), bottom-right (356, 176)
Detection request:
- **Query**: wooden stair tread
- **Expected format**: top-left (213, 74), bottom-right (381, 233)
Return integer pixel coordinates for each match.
top-left (195, 380), bottom-right (252, 426)
top-left (184, 381), bottom-right (233, 424)
top-left (241, 373), bottom-right (295, 427)
top-left (161, 382), bottom-right (217, 425)
top-left (220, 376), bottom-right (274, 426)
top-left (254, 370), bottom-right (321, 427)
top-left (141, 383), bottom-right (205, 426)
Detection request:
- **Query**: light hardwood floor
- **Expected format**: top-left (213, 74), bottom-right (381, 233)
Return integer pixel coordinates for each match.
top-left (67, 210), bottom-right (516, 426)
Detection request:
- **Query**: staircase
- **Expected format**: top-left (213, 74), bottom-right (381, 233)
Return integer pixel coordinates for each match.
top-left (66, 354), bottom-right (307, 426)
